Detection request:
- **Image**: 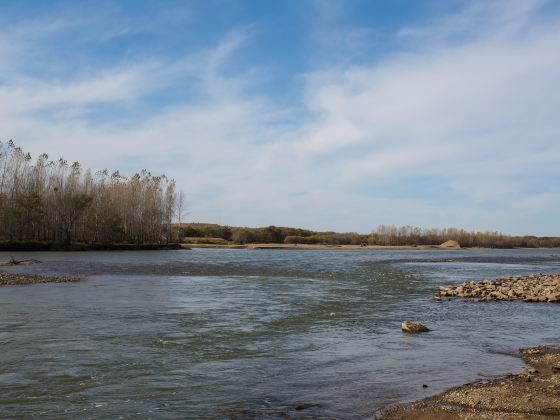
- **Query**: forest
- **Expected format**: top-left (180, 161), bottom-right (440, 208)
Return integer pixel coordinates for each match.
top-left (2, 139), bottom-right (559, 250)
top-left (0, 140), bottom-right (178, 247)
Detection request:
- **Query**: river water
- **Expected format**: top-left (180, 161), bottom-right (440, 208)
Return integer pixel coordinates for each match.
top-left (1, 248), bottom-right (559, 418)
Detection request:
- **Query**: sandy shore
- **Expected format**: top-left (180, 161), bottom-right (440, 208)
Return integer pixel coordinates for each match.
top-left (380, 346), bottom-right (560, 419)
top-left (0, 272), bottom-right (81, 286)
top-left (182, 243), bottom-right (458, 250)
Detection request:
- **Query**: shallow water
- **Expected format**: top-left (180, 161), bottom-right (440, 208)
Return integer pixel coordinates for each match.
top-left (1, 248), bottom-right (559, 418)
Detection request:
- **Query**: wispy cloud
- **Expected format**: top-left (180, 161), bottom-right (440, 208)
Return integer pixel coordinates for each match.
top-left (296, 1), bottom-right (560, 214)
top-left (0, 1), bottom-right (559, 235)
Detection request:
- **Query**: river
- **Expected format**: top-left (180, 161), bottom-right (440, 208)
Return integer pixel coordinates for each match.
top-left (1, 248), bottom-right (559, 418)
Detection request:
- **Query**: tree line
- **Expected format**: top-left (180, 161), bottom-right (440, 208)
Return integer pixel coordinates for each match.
top-left (0, 140), bottom-right (178, 246)
top-left (368, 225), bottom-right (560, 248)
top-left (177, 223), bottom-right (315, 244)
top-left (177, 223), bottom-right (560, 248)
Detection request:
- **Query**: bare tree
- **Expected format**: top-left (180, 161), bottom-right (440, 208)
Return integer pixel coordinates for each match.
top-left (0, 141), bottom-right (179, 245)
top-left (175, 190), bottom-right (188, 225)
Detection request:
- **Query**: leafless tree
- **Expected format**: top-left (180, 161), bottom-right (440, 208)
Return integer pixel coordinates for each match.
top-left (0, 141), bottom-right (177, 245)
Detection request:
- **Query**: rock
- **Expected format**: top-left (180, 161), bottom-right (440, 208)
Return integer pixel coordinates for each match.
top-left (434, 273), bottom-right (560, 303)
top-left (522, 348), bottom-right (543, 355)
top-left (402, 320), bottom-right (430, 333)
top-left (522, 368), bottom-right (538, 376)
top-left (294, 403), bottom-right (321, 411)
top-left (439, 240), bottom-right (460, 248)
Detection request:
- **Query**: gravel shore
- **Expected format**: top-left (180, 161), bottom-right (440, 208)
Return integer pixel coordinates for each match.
top-left (380, 346), bottom-right (560, 419)
top-left (434, 273), bottom-right (560, 303)
top-left (0, 272), bottom-right (81, 286)
top-left (383, 274), bottom-right (560, 418)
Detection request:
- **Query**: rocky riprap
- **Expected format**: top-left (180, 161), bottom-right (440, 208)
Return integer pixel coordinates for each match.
top-left (0, 272), bottom-right (81, 286)
top-left (434, 273), bottom-right (560, 303)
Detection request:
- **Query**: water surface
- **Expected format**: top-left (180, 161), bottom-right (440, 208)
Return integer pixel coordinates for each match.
top-left (1, 248), bottom-right (559, 418)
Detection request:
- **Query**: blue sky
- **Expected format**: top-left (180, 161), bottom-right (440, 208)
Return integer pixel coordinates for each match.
top-left (1, 0), bottom-right (559, 235)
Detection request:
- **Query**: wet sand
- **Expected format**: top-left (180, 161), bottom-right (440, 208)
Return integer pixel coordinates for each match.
top-left (380, 346), bottom-right (560, 419)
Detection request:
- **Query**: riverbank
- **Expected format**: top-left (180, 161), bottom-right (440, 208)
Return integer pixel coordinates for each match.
top-left (0, 271), bottom-right (81, 286)
top-left (182, 242), bottom-right (560, 251)
top-left (380, 345), bottom-right (560, 419)
top-left (435, 273), bottom-right (560, 303)
top-left (182, 243), bottom-right (459, 250)
top-left (0, 242), bottom-right (183, 251)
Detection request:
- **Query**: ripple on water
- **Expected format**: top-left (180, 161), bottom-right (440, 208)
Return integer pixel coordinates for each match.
top-left (0, 373), bottom-right (37, 387)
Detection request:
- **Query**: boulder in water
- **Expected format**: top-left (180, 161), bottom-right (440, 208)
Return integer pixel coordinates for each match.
top-left (401, 320), bottom-right (430, 333)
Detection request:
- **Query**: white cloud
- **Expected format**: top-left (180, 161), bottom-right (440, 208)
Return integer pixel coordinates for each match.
top-left (1, 1), bottom-right (560, 235)
top-left (297, 2), bottom-right (560, 199)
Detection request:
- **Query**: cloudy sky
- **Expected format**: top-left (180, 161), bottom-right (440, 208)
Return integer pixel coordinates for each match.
top-left (1, 0), bottom-right (559, 235)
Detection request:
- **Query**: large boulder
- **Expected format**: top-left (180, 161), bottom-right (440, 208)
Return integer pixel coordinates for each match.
top-left (401, 320), bottom-right (430, 333)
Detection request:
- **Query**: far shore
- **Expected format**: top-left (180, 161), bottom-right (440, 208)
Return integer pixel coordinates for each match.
top-left (1, 241), bottom-right (559, 252)
top-left (0, 242), bottom-right (184, 252)
top-left (181, 242), bottom-right (560, 251)
top-left (183, 243), bottom-right (458, 250)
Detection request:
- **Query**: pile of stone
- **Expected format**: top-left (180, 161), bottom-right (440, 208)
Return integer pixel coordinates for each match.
top-left (0, 272), bottom-right (80, 286)
top-left (434, 274), bottom-right (560, 303)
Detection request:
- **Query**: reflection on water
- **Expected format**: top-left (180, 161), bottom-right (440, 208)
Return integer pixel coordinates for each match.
top-left (0, 249), bottom-right (559, 418)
